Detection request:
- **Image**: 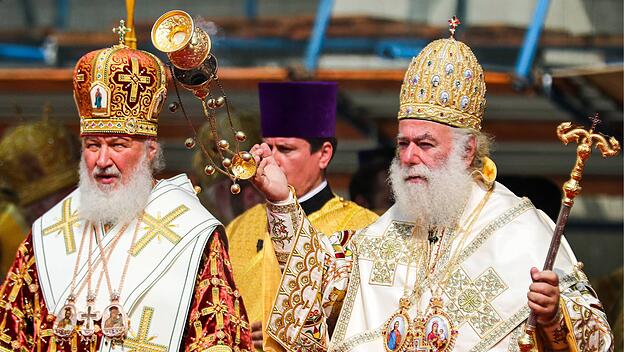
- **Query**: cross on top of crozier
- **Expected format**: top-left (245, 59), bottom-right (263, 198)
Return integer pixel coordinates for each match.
top-left (448, 16), bottom-right (461, 38)
top-left (588, 113), bottom-right (602, 132)
top-left (113, 20), bottom-right (131, 45)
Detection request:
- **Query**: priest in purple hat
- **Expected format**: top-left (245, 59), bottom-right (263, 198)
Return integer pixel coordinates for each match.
top-left (225, 81), bottom-right (379, 351)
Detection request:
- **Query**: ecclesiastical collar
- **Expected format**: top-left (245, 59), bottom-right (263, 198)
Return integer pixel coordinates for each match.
top-left (300, 180), bottom-right (334, 215)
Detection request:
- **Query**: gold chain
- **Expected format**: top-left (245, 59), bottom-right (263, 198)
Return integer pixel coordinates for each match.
top-left (74, 222), bottom-right (128, 299)
top-left (68, 221), bottom-right (90, 299)
top-left (95, 214), bottom-right (143, 300)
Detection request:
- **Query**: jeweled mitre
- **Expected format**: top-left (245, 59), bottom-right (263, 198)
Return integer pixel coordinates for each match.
top-left (398, 36), bottom-right (486, 130)
top-left (72, 44), bottom-right (168, 137)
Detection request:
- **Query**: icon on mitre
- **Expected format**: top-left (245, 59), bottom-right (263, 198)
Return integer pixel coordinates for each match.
top-left (90, 83), bottom-right (110, 116)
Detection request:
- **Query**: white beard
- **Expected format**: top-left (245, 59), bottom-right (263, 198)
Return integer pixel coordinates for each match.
top-left (78, 153), bottom-right (153, 225)
top-left (388, 146), bottom-right (474, 230)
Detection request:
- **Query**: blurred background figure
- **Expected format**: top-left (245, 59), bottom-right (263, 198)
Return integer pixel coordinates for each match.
top-left (0, 106), bottom-right (80, 277)
top-left (0, 107), bottom-right (80, 224)
top-left (0, 177), bottom-right (28, 280)
top-left (349, 147), bottom-right (394, 214)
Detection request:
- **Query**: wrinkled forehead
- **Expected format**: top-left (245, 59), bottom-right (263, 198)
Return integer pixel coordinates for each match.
top-left (397, 119), bottom-right (453, 140)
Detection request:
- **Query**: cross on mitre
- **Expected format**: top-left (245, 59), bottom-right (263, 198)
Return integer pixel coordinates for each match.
top-left (448, 16), bottom-right (461, 38)
top-left (113, 20), bottom-right (132, 45)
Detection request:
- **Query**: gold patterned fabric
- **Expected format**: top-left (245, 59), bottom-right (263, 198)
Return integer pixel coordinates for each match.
top-left (398, 36), bottom-right (486, 130)
top-left (73, 44), bottom-right (167, 137)
top-left (226, 196), bottom-right (378, 351)
top-left (0, 231), bottom-right (252, 351)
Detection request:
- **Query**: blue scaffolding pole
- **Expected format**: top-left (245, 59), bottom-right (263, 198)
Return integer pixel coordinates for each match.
top-left (55, 0), bottom-right (70, 29)
top-left (514, 0), bottom-right (551, 89)
top-left (0, 44), bottom-right (46, 61)
top-left (245, 0), bottom-right (258, 19)
top-left (304, 0), bottom-right (334, 72)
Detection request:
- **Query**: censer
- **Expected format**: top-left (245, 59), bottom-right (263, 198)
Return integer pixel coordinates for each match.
top-left (151, 10), bottom-right (256, 194)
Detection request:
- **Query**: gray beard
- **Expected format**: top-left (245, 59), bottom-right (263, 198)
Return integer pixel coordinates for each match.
top-left (78, 154), bottom-right (153, 226)
top-left (388, 148), bottom-right (474, 230)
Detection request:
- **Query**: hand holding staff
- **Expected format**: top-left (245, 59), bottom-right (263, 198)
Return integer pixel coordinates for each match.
top-left (518, 113), bottom-right (620, 351)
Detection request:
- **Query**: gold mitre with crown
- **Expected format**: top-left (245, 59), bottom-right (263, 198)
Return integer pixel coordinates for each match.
top-left (73, 20), bottom-right (168, 138)
top-left (0, 111), bottom-right (80, 206)
top-left (398, 16), bottom-right (486, 130)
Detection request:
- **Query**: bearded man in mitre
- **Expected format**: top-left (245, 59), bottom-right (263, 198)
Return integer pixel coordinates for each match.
top-left (0, 23), bottom-right (251, 351)
top-left (248, 19), bottom-right (613, 352)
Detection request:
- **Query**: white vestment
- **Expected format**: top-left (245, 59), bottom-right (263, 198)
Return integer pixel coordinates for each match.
top-left (264, 181), bottom-right (612, 351)
top-left (32, 174), bottom-right (220, 351)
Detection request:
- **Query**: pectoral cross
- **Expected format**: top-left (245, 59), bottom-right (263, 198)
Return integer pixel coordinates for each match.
top-left (78, 300), bottom-right (101, 337)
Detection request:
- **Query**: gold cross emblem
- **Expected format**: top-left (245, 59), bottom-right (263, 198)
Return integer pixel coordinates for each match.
top-left (357, 221), bottom-right (415, 286)
top-left (7, 256), bottom-right (34, 303)
top-left (131, 205), bottom-right (188, 256)
top-left (444, 267), bottom-right (507, 337)
top-left (124, 306), bottom-right (167, 352)
top-left (201, 287), bottom-right (229, 330)
top-left (43, 198), bottom-right (79, 254)
top-left (118, 57), bottom-right (151, 103)
top-left (230, 296), bottom-right (249, 344)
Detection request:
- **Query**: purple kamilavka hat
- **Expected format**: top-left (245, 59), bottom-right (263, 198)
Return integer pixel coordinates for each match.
top-left (259, 81), bottom-right (337, 138)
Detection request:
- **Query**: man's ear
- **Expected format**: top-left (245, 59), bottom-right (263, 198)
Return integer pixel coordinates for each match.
top-left (317, 141), bottom-right (334, 170)
top-left (464, 135), bottom-right (477, 168)
top-left (146, 139), bottom-right (159, 161)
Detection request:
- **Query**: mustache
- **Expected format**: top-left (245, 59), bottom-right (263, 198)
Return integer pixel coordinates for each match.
top-left (92, 165), bottom-right (121, 177)
top-left (397, 164), bottom-right (432, 179)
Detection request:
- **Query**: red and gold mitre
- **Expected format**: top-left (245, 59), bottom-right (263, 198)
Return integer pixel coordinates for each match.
top-left (73, 23), bottom-right (168, 138)
top-left (398, 17), bottom-right (486, 130)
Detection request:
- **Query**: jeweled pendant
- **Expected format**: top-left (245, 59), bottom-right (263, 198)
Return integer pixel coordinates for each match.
top-left (383, 295), bottom-right (411, 352)
top-left (53, 303), bottom-right (78, 339)
top-left (384, 311), bottom-right (410, 352)
top-left (78, 299), bottom-right (101, 338)
top-left (102, 302), bottom-right (128, 338)
top-left (409, 297), bottom-right (458, 352)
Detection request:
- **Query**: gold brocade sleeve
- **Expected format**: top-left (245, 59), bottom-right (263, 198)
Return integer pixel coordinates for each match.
top-left (264, 193), bottom-right (356, 351)
top-left (557, 270), bottom-right (613, 352)
top-left (531, 266), bottom-right (614, 352)
top-left (184, 230), bottom-right (253, 352)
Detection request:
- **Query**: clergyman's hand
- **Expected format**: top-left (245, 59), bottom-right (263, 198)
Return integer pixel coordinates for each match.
top-left (527, 267), bottom-right (561, 326)
top-left (250, 143), bottom-right (289, 202)
top-left (251, 320), bottom-right (263, 350)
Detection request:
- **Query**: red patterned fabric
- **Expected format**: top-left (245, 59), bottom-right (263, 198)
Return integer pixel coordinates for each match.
top-left (0, 231), bottom-right (252, 351)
